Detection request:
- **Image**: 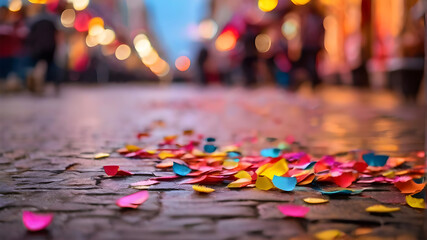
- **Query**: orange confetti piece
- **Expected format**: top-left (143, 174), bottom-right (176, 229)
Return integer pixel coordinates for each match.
top-left (394, 180), bottom-right (426, 194)
top-left (227, 178), bottom-right (252, 188)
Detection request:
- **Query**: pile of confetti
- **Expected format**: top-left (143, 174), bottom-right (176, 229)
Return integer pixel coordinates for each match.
top-left (23, 124), bottom-right (426, 236)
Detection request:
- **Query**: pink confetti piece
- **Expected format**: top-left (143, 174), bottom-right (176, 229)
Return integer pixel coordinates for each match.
top-left (116, 191), bottom-right (149, 208)
top-left (277, 204), bottom-right (310, 218)
top-left (130, 180), bottom-right (159, 187)
top-left (22, 211), bottom-right (53, 231)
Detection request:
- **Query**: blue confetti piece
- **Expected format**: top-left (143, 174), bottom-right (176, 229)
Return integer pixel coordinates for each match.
top-left (227, 152), bottom-right (241, 158)
top-left (304, 162), bottom-right (316, 170)
top-left (362, 153), bottom-right (389, 167)
top-left (173, 162), bottom-right (191, 176)
top-left (260, 148), bottom-right (281, 158)
top-left (206, 137), bottom-right (216, 142)
top-left (318, 188), bottom-right (365, 195)
top-left (272, 176), bottom-right (297, 191)
top-left (204, 144), bottom-right (217, 153)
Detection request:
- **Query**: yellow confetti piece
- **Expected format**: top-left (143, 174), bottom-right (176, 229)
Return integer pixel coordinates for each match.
top-left (406, 195), bottom-right (426, 209)
top-left (234, 171), bottom-right (252, 179)
top-left (260, 159), bottom-right (289, 180)
top-left (303, 198), bottom-right (329, 204)
top-left (210, 152), bottom-right (227, 158)
top-left (227, 178), bottom-right (252, 188)
top-left (192, 185), bottom-right (215, 193)
top-left (125, 145), bottom-right (141, 152)
top-left (158, 151), bottom-right (175, 160)
top-left (192, 149), bottom-right (206, 157)
top-left (255, 175), bottom-right (274, 190)
top-left (146, 150), bottom-right (157, 154)
top-left (365, 204), bottom-right (400, 213)
top-left (382, 170), bottom-right (395, 178)
top-left (223, 160), bottom-right (239, 169)
top-left (255, 162), bottom-right (273, 175)
top-left (94, 153), bottom-right (110, 159)
top-left (315, 229), bottom-right (344, 240)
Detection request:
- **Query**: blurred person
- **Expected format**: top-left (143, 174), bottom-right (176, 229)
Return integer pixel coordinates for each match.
top-left (290, 3), bottom-right (324, 90)
top-left (241, 28), bottom-right (258, 87)
top-left (196, 46), bottom-right (209, 85)
top-left (0, 7), bottom-right (27, 91)
top-left (25, 4), bottom-right (58, 95)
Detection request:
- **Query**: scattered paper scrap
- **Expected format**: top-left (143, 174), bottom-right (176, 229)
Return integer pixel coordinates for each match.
top-left (303, 197), bottom-right (329, 204)
top-left (103, 165), bottom-right (133, 177)
top-left (272, 176), bottom-right (297, 191)
top-left (116, 191), bottom-right (149, 208)
top-left (22, 211), bottom-right (53, 232)
top-left (173, 162), bottom-right (192, 176)
top-left (94, 153), bottom-right (110, 159)
top-left (406, 195), bottom-right (426, 209)
top-left (192, 184), bottom-right (215, 193)
top-left (365, 204), bottom-right (400, 213)
top-left (277, 204), bottom-right (310, 218)
top-left (314, 229), bottom-right (344, 240)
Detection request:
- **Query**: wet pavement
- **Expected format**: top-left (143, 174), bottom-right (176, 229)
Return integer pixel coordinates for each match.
top-left (0, 84), bottom-right (425, 239)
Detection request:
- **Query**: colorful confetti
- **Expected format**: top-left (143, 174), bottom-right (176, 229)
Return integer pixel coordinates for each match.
top-left (116, 191), bottom-right (149, 208)
top-left (365, 204), bottom-right (400, 213)
top-left (22, 211), bottom-right (53, 232)
top-left (277, 204), bottom-right (310, 218)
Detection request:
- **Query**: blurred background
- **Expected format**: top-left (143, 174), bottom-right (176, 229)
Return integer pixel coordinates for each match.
top-left (0, 0), bottom-right (425, 101)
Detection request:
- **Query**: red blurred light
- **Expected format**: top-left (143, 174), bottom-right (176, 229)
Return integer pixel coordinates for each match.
top-left (74, 11), bottom-right (91, 32)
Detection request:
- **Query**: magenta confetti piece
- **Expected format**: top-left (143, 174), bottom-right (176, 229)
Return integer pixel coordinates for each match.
top-left (277, 204), bottom-right (310, 218)
top-left (116, 191), bottom-right (149, 208)
top-left (22, 211), bottom-right (53, 231)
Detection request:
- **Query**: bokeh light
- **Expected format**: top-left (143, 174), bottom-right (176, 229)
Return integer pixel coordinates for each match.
top-left (134, 34), bottom-right (152, 58)
top-left (142, 50), bottom-right (159, 66)
top-left (98, 29), bottom-right (115, 45)
top-left (88, 17), bottom-right (104, 36)
top-left (115, 44), bottom-right (131, 61)
top-left (28, 0), bottom-right (47, 3)
top-left (8, 0), bottom-right (22, 12)
top-left (291, 0), bottom-right (311, 5)
top-left (198, 19), bottom-right (218, 40)
top-left (85, 35), bottom-right (98, 47)
top-left (73, 0), bottom-right (90, 11)
top-left (255, 34), bottom-right (271, 53)
top-left (282, 18), bottom-right (299, 40)
top-left (215, 29), bottom-right (238, 52)
top-left (74, 11), bottom-right (91, 32)
top-left (61, 9), bottom-right (76, 28)
top-left (258, 0), bottom-right (278, 12)
top-left (150, 59), bottom-right (170, 77)
top-left (175, 56), bottom-right (191, 72)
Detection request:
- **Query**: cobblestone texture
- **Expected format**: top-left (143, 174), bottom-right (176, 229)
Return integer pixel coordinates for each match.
top-left (0, 84), bottom-right (425, 239)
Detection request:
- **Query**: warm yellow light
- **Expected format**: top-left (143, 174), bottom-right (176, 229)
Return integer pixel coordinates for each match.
top-left (85, 35), bottom-right (98, 47)
top-left (28, 0), bottom-right (47, 3)
top-left (198, 19), bottom-right (218, 40)
top-left (134, 34), bottom-right (152, 57)
top-left (88, 17), bottom-right (104, 36)
top-left (258, 0), bottom-right (278, 12)
top-left (291, 0), bottom-right (311, 5)
top-left (255, 34), bottom-right (271, 53)
top-left (150, 59), bottom-right (169, 76)
top-left (8, 0), bottom-right (22, 12)
top-left (115, 44), bottom-right (131, 61)
top-left (73, 0), bottom-right (90, 11)
top-left (175, 56), bottom-right (191, 71)
top-left (215, 31), bottom-right (237, 52)
top-left (282, 18), bottom-right (299, 40)
top-left (142, 49), bottom-right (159, 66)
top-left (98, 29), bottom-right (115, 45)
top-left (61, 9), bottom-right (76, 28)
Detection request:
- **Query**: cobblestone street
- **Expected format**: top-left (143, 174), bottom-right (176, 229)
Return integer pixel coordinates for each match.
top-left (0, 84), bottom-right (425, 239)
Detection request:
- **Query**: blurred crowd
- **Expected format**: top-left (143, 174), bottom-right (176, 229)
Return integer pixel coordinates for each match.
top-left (0, 0), bottom-right (425, 101)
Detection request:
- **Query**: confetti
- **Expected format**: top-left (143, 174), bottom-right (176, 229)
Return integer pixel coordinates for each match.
top-left (116, 191), bottom-right (149, 208)
top-left (204, 144), bottom-right (217, 153)
top-left (130, 180), bottom-right (159, 187)
top-left (405, 195), bottom-right (425, 209)
top-left (277, 204), bottom-right (309, 218)
top-left (103, 165), bottom-right (133, 177)
top-left (260, 159), bottom-right (289, 180)
top-left (394, 179), bottom-right (426, 194)
top-left (172, 162), bottom-right (192, 176)
top-left (332, 171), bottom-right (357, 188)
top-left (94, 153), bottom-right (110, 159)
top-left (365, 204), bottom-right (400, 213)
top-left (255, 175), bottom-right (274, 190)
top-left (362, 153), bottom-right (389, 167)
top-left (272, 176), bottom-right (297, 191)
top-left (235, 170), bottom-right (252, 179)
top-left (314, 229), bottom-right (344, 240)
top-left (318, 187), bottom-right (364, 195)
top-left (260, 148), bottom-right (281, 158)
top-left (303, 198), bottom-right (329, 204)
top-left (125, 145), bottom-right (141, 152)
top-left (158, 151), bottom-right (175, 160)
top-left (22, 211), bottom-right (53, 232)
top-left (192, 184), bottom-right (215, 193)
top-left (227, 178), bottom-right (252, 188)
